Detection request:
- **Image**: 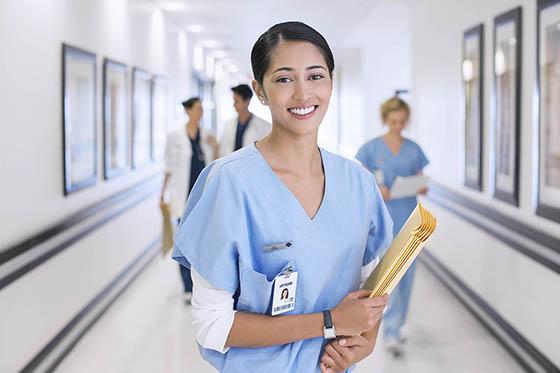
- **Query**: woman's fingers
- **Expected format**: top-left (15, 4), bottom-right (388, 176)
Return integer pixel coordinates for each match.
top-left (321, 353), bottom-right (341, 372)
top-left (338, 335), bottom-right (367, 348)
top-left (347, 290), bottom-right (372, 299)
top-left (325, 344), bottom-right (347, 370)
top-left (331, 340), bottom-right (354, 363)
top-left (320, 362), bottom-right (332, 373)
top-left (360, 294), bottom-right (389, 308)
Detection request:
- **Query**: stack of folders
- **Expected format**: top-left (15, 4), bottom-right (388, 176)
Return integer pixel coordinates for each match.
top-left (363, 203), bottom-right (436, 298)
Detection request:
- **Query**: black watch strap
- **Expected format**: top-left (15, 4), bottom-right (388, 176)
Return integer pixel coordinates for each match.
top-left (323, 310), bottom-right (333, 328)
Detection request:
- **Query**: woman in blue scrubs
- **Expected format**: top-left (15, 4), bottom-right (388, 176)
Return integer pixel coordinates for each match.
top-left (173, 22), bottom-right (393, 373)
top-left (355, 97), bottom-right (429, 357)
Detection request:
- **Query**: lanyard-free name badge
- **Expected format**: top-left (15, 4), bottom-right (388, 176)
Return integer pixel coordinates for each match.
top-left (271, 268), bottom-right (298, 316)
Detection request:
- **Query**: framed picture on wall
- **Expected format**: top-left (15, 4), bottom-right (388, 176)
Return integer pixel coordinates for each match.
top-left (537, 0), bottom-right (560, 223)
top-left (132, 68), bottom-right (152, 169)
top-left (151, 75), bottom-right (168, 161)
top-left (493, 8), bottom-right (522, 206)
top-left (462, 25), bottom-right (484, 191)
top-left (103, 59), bottom-right (129, 179)
top-left (62, 44), bottom-right (97, 195)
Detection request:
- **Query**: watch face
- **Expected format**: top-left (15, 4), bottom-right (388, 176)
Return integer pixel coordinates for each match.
top-left (324, 327), bottom-right (336, 339)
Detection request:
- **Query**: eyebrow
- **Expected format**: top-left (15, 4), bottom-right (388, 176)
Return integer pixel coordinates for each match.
top-left (272, 65), bottom-right (327, 74)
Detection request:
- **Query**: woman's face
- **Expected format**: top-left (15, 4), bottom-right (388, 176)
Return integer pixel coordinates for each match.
top-left (254, 41), bottom-right (332, 136)
top-left (187, 101), bottom-right (203, 122)
top-left (384, 109), bottom-right (409, 134)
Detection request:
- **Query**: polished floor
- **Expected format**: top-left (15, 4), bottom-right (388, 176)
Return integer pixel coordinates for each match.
top-left (56, 256), bottom-right (524, 373)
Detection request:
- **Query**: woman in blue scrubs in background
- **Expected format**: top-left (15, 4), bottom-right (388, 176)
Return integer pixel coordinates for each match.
top-left (172, 22), bottom-right (394, 373)
top-left (355, 96), bottom-right (429, 357)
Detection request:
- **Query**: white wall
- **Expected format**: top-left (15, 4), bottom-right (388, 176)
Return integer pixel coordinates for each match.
top-left (0, 0), bottom-right (193, 246)
top-left (347, 1), bottom-right (412, 141)
top-left (320, 1), bottom-right (412, 159)
top-left (411, 0), bottom-right (560, 365)
top-left (0, 0), bottom-right (193, 370)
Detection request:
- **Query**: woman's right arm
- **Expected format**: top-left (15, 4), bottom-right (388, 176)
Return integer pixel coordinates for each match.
top-left (226, 292), bottom-right (386, 348)
top-left (191, 268), bottom-right (387, 351)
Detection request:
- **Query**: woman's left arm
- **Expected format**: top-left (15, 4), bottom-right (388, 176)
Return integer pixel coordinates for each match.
top-left (319, 261), bottom-right (383, 372)
top-left (417, 170), bottom-right (428, 195)
top-left (319, 321), bottom-right (382, 373)
top-left (416, 144), bottom-right (430, 196)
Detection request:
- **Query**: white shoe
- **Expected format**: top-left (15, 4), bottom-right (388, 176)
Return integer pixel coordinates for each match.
top-left (385, 339), bottom-right (403, 358)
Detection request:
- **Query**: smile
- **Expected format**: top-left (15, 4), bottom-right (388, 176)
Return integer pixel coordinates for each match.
top-left (287, 105), bottom-right (318, 118)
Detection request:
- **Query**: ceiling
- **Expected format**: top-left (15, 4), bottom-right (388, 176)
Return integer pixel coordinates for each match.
top-left (137, 0), bottom-right (393, 77)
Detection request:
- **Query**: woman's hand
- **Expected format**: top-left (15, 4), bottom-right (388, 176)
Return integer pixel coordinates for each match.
top-left (418, 186), bottom-right (428, 195)
top-left (206, 133), bottom-right (219, 149)
top-left (379, 185), bottom-right (391, 201)
top-left (331, 291), bottom-right (388, 337)
top-left (320, 335), bottom-right (374, 373)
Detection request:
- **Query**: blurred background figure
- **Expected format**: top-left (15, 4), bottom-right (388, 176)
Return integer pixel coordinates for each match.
top-left (219, 84), bottom-right (271, 157)
top-left (160, 97), bottom-right (218, 304)
top-left (355, 97), bottom-right (429, 357)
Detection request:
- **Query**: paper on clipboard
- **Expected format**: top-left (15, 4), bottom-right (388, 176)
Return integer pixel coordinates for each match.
top-left (390, 175), bottom-right (428, 199)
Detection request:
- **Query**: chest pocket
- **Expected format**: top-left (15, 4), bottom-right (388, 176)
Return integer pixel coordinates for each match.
top-left (237, 260), bottom-right (300, 315)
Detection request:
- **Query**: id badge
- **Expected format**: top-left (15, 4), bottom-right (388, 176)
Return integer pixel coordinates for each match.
top-left (271, 267), bottom-right (298, 316)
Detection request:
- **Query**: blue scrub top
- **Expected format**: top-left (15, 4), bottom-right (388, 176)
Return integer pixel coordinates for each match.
top-left (355, 137), bottom-right (429, 236)
top-left (172, 144), bottom-right (393, 373)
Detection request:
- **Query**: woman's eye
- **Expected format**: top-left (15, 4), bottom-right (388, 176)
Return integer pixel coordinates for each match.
top-left (309, 74), bottom-right (325, 81)
top-left (276, 77), bottom-right (292, 83)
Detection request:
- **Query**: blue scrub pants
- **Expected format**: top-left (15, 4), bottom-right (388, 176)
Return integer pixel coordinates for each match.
top-left (176, 219), bottom-right (193, 293)
top-left (383, 260), bottom-right (417, 340)
top-left (179, 264), bottom-right (193, 293)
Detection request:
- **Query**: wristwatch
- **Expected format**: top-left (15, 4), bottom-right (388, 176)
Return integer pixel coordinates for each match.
top-left (323, 310), bottom-right (336, 339)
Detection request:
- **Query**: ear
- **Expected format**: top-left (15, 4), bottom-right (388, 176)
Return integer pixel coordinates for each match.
top-left (252, 79), bottom-right (268, 105)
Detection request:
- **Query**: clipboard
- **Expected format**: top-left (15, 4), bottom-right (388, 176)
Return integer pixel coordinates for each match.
top-left (390, 175), bottom-right (428, 199)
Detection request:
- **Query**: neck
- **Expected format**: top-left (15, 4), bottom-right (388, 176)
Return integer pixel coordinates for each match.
top-left (238, 111), bottom-right (251, 124)
top-left (385, 130), bottom-right (403, 141)
top-left (187, 120), bottom-right (199, 130)
top-left (257, 124), bottom-right (320, 176)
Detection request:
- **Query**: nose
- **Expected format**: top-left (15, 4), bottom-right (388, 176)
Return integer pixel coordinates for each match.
top-left (292, 79), bottom-right (312, 102)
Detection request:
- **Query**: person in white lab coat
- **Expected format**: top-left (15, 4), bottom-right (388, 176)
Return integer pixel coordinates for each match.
top-left (160, 97), bottom-right (218, 304)
top-left (219, 84), bottom-right (271, 157)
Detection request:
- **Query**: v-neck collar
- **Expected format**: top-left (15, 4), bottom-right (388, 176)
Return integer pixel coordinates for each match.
top-left (252, 143), bottom-right (328, 223)
top-left (381, 136), bottom-right (405, 157)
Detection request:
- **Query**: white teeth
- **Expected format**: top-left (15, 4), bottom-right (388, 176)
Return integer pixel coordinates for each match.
top-left (289, 106), bottom-right (315, 116)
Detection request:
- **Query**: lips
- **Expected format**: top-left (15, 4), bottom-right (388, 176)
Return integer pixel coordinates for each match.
top-left (287, 105), bottom-right (319, 120)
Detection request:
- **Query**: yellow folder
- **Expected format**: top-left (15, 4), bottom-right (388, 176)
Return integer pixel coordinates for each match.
top-left (160, 203), bottom-right (175, 257)
top-left (363, 203), bottom-right (436, 297)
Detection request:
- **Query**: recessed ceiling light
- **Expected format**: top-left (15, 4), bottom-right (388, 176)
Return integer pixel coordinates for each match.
top-left (187, 25), bottom-right (204, 33)
top-left (158, 1), bottom-right (186, 11)
top-left (213, 50), bottom-right (227, 59)
top-left (201, 40), bottom-right (221, 48)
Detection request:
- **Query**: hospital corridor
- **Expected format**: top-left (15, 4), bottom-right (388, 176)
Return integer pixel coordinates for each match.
top-left (1, 1), bottom-right (559, 372)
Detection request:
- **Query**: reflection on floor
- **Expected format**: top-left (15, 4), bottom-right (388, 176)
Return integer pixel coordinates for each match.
top-left (56, 256), bottom-right (524, 373)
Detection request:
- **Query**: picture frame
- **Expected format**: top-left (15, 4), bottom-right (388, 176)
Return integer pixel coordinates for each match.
top-left (151, 75), bottom-right (168, 162)
top-left (131, 67), bottom-right (152, 169)
top-left (463, 24), bottom-right (484, 191)
top-left (493, 7), bottom-right (522, 206)
top-left (537, 0), bottom-right (560, 223)
top-left (102, 58), bottom-right (129, 179)
top-left (62, 44), bottom-right (97, 195)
